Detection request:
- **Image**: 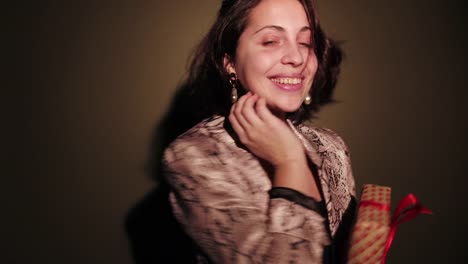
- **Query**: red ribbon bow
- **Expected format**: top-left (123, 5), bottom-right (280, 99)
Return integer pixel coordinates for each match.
top-left (379, 194), bottom-right (432, 264)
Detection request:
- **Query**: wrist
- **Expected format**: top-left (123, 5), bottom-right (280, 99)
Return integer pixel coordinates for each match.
top-left (272, 155), bottom-right (321, 200)
top-left (272, 153), bottom-right (308, 170)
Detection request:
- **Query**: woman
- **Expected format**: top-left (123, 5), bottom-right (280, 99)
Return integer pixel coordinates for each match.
top-left (162, 0), bottom-right (356, 263)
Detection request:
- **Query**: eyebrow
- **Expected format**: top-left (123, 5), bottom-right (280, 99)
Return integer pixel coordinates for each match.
top-left (254, 25), bottom-right (311, 34)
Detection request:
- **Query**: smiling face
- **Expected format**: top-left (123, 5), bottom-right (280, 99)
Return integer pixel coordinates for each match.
top-left (225, 0), bottom-right (318, 114)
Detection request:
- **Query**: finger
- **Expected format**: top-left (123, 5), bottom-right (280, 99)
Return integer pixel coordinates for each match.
top-left (232, 92), bottom-right (252, 129)
top-left (255, 97), bottom-right (275, 122)
top-left (228, 111), bottom-right (245, 137)
top-left (242, 94), bottom-right (263, 126)
top-left (232, 91), bottom-right (251, 115)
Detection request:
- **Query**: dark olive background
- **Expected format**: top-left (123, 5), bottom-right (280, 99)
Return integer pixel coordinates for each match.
top-left (6, 0), bottom-right (468, 263)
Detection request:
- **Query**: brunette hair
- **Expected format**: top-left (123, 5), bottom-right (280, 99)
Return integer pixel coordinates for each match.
top-left (169, 0), bottom-right (342, 130)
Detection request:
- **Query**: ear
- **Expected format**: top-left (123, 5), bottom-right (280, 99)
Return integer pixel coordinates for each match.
top-left (223, 54), bottom-right (236, 74)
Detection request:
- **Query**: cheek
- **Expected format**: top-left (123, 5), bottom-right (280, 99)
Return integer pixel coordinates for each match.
top-left (304, 56), bottom-right (318, 95)
top-left (247, 50), bottom-right (276, 73)
top-left (238, 51), bottom-right (276, 87)
top-left (307, 55), bottom-right (319, 76)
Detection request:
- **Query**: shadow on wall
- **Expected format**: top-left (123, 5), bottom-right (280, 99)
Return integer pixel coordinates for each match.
top-left (124, 83), bottom-right (206, 264)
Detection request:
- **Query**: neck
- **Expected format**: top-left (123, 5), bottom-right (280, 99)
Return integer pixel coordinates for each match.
top-left (270, 107), bottom-right (287, 121)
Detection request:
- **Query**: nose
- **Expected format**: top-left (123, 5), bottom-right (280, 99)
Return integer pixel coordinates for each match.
top-left (281, 42), bottom-right (304, 66)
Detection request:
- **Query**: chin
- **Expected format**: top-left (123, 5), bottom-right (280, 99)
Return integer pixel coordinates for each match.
top-left (274, 101), bottom-right (303, 114)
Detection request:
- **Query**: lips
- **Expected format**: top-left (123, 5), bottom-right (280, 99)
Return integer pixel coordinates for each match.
top-left (269, 75), bottom-right (304, 91)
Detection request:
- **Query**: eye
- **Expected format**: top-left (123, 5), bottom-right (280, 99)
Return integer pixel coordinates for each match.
top-left (299, 42), bottom-right (312, 48)
top-left (298, 33), bottom-right (313, 48)
top-left (262, 40), bottom-right (278, 46)
top-left (261, 35), bottom-right (281, 47)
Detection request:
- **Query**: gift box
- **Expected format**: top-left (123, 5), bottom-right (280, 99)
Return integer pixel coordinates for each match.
top-left (346, 184), bottom-right (431, 264)
top-left (347, 184), bottom-right (391, 264)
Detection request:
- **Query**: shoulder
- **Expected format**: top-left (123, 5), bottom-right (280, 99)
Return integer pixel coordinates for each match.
top-left (163, 115), bottom-right (234, 164)
top-left (170, 115), bottom-right (224, 144)
top-left (162, 115), bottom-right (268, 197)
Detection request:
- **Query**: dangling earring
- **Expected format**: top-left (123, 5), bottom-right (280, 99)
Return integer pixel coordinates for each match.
top-left (303, 95), bottom-right (311, 105)
top-left (229, 72), bottom-right (238, 103)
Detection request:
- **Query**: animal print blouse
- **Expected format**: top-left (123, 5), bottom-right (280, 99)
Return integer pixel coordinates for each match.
top-left (163, 115), bottom-right (356, 263)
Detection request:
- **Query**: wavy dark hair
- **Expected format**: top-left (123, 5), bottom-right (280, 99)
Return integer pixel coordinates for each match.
top-left (178, 0), bottom-right (342, 124)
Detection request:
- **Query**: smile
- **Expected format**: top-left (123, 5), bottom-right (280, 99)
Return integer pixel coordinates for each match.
top-left (270, 77), bottom-right (302, 84)
top-left (269, 77), bottom-right (304, 91)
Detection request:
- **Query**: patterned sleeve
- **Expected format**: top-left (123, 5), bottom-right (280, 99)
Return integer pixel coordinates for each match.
top-left (163, 135), bottom-right (330, 264)
top-left (321, 127), bottom-right (356, 199)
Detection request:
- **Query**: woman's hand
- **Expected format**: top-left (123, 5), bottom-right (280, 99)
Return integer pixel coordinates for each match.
top-left (228, 92), bottom-right (306, 168)
top-left (229, 92), bottom-right (322, 199)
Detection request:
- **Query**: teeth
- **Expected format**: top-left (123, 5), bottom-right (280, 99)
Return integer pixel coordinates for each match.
top-left (271, 78), bottom-right (302, 84)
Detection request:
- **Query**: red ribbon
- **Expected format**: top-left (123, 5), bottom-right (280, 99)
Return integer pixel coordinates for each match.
top-left (360, 200), bottom-right (391, 212)
top-left (381, 194), bottom-right (432, 264)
